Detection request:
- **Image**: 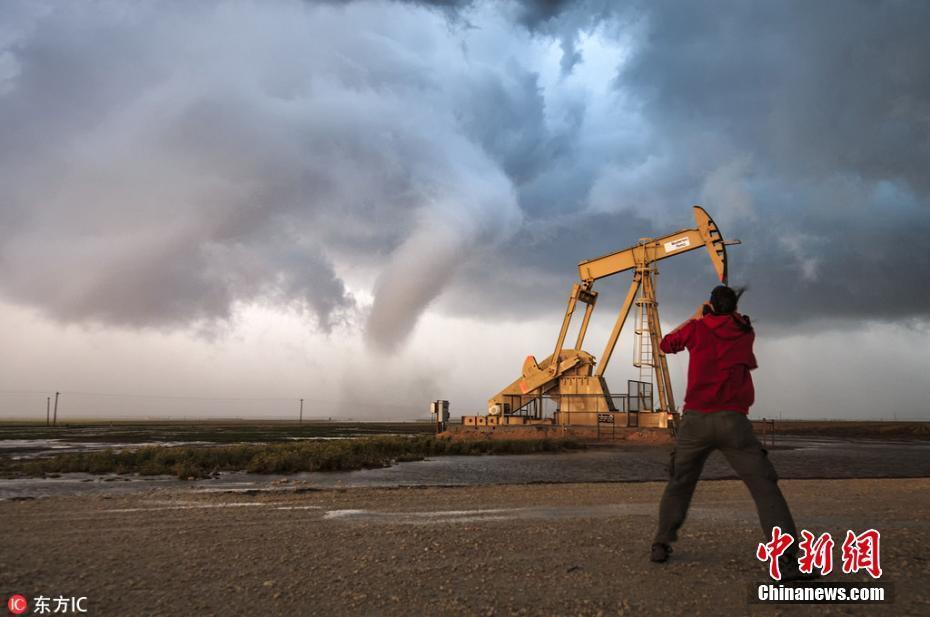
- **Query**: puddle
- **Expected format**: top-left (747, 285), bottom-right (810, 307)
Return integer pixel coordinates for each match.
top-left (0, 439), bottom-right (214, 460)
top-left (1, 438), bottom-right (928, 501)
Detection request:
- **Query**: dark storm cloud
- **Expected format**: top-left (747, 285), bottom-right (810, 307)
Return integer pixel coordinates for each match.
top-left (440, 0), bottom-right (930, 330)
top-left (0, 0), bottom-right (927, 349)
top-left (608, 0), bottom-right (930, 326)
top-left (621, 0), bottom-right (930, 195)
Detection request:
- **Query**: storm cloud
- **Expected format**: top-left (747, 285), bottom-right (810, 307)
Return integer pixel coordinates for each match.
top-left (0, 1), bottom-right (521, 347)
top-left (611, 0), bottom-right (930, 326)
top-left (439, 0), bottom-right (930, 330)
top-left (0, 0), bottom-right (928, 352)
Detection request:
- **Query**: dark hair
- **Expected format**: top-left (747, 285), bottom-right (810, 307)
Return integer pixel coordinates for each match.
top-left (709, 285), bottom-right (752, 332)
top-left (709, 285), bottom-right (742, 314)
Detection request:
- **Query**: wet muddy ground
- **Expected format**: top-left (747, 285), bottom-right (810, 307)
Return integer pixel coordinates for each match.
top-left (1, 435), bottom-right (928, 500)
top-left (0, 420), bottom-right (433, 458)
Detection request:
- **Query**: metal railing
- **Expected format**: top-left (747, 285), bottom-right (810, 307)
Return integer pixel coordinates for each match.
top-left (499, 380), bottom-right (653, 414)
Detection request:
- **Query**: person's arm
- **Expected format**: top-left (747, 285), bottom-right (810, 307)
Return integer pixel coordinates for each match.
top-left (660, 303), bottom-right (710, 354)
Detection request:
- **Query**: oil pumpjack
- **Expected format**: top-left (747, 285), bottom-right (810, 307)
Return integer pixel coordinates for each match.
top-left (476, 205), bottom-right (739, 429)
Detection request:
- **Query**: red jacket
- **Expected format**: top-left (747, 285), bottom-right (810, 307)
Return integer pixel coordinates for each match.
top-left (659, 313), bottom-right (757, 414)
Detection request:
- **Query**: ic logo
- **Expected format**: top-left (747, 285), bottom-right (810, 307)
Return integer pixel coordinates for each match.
top-left (7, 594), bottom-right (28, 615)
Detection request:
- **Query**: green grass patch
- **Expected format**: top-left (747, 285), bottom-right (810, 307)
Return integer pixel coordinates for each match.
top-left (0, 436), bottom-right (585, 479)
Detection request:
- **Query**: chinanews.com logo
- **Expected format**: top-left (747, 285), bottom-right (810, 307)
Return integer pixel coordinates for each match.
top-left (751, 527), bottom-right (892, 604)
top-left (5, 594), bottom-right (88, 615)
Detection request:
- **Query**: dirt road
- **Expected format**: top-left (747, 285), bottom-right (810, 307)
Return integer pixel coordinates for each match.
top-left (2, 478), bottom-right (927, 616)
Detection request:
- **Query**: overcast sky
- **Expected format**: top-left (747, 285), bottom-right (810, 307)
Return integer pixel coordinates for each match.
top-left (1, 0), bottom-right (928, 420)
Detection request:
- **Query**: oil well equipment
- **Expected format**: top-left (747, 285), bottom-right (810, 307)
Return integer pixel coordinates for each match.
top-left (465, 205), bottom-right (739, 430)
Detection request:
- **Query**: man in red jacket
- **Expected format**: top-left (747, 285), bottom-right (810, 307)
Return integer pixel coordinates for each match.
top-left (651, 286), bottom-right (808, 580)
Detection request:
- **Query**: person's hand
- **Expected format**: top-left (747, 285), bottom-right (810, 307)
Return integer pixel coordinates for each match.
top-left (692, 302), bottom-right (712, 320)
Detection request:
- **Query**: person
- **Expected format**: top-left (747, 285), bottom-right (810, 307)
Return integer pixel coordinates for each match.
top-left (650, 285), bottom-right (811, 580)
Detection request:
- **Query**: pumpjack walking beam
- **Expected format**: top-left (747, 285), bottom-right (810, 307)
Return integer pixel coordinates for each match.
top-left (577, 206), bottom-right (733, 284)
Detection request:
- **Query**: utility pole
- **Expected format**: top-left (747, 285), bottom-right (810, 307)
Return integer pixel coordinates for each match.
top-left (46, 397), bottom-right (51, 426)
top-left (53, 391), bottom-right (60, 426)
top-left (299, 398), bottom-right (304, 423)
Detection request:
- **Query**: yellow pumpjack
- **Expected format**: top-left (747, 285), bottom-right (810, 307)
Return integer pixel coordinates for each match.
top-left (484, 205), bottom-right (739, 428)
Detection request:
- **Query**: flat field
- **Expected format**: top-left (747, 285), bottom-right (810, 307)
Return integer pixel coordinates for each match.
top-left (2, 478), bottom-right (927, 616)
top-left (0, 419), bottom-right (436, 445)
top-left (1, 420), bottom-right (927, 615)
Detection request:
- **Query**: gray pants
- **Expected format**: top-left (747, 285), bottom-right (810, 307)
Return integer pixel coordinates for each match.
top-left (654, 411), bottom-right (798, 546)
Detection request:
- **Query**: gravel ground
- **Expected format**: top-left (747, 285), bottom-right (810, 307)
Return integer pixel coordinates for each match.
top-left (2, 478), bottom-right (927, 616)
